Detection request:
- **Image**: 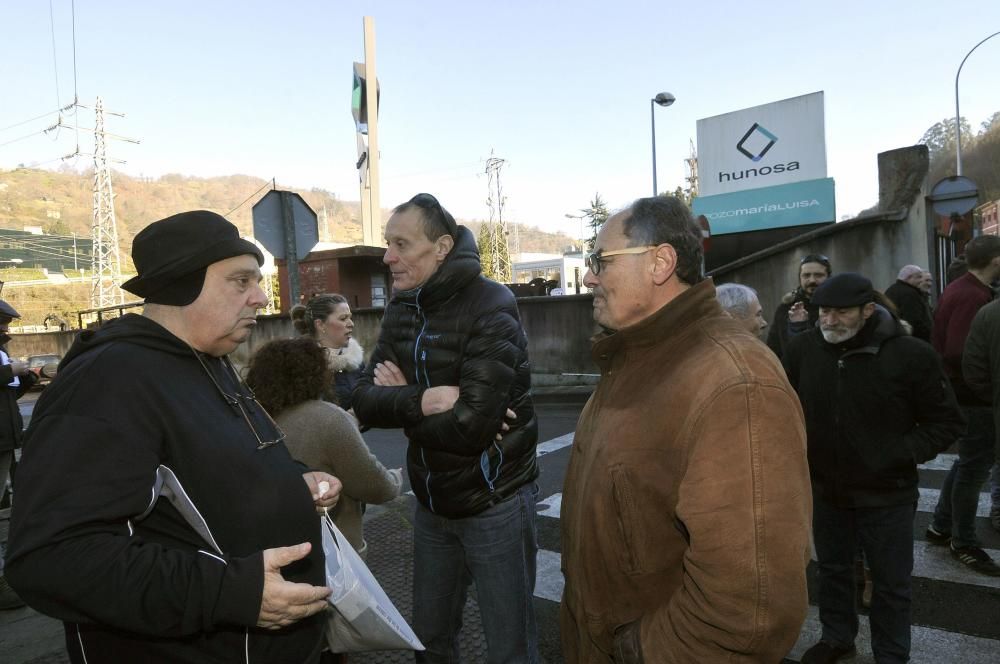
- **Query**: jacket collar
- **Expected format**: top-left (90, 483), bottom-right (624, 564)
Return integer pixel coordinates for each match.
top-left (325, 338), bottom-right (364, 372)
top-left (591, 279), bottom-right (721, 368)
top-left (392, 225), bottom-right (481, 309)
top-left (822, 305), bottom-right (904, 357)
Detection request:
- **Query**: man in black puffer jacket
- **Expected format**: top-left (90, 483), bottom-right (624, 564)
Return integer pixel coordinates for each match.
top-left (783, 273), bottom-right (963, 664)
top-left (354, 193), bottom-right (539, 663)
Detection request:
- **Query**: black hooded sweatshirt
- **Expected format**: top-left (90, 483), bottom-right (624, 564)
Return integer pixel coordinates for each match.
top-left (353, 225), bottom-right (538, 518)
top-left (5, 314), bottom-right (325, 663)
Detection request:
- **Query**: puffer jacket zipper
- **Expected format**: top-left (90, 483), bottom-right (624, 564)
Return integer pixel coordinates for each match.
top-left (412, 289), bottom-right (436, 512)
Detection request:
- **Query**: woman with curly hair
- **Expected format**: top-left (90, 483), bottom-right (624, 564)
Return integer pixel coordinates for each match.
top-left (246, 337), bottom-right (401, 559)
top-left (290, 294), bottom-right (365, 411)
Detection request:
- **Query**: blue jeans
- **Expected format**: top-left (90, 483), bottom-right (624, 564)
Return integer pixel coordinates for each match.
top-left (813, 497), bottom-right (915, 664)
top-left (412, 482), bottom-right (539, 664)
top-left (932, 406), bottom-right (995, 548)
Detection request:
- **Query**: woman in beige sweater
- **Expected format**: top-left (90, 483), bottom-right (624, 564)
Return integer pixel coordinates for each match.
top-left (246, 337), bottom-right (402, 559)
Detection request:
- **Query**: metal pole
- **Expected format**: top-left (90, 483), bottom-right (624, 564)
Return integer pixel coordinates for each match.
top-left (650, 98), bottom-right (658, 196)
top-left (955, 30), bottom-right (1000, 176)
top-left (363, 16), bottom-right (380, 246)
top-left (280, 191), bottom-right (301, 308)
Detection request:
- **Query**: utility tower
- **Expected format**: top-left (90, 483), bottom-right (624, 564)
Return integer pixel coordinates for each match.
top-left (90, 97), bottom-right (124, 308)
top-left (480, 155), bottom-right (512, 282)
top-left (684, 139), bottom-right (699, 198)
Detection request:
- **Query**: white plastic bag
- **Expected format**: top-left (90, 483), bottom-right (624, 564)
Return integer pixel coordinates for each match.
top-left (321, 513), bottom-right (424, 653)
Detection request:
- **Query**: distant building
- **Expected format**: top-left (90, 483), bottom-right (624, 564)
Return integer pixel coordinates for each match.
top-left (276, 243), bottom-right (391, 312)
top-left (511, 252), bottom-right (587, 295)
top-left (978, 200), bottom-right (999, 236)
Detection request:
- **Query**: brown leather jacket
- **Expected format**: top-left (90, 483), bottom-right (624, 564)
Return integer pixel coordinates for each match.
top-left (560, 280), bottom-right (812, 663)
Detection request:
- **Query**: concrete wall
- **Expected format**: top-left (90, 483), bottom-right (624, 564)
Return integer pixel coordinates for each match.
top-left (231, 294), bottom-right (601, 385)
top-left (7, 330), bottom-right (78, 360)
top-left (11, 294), bottom-right (601, 386)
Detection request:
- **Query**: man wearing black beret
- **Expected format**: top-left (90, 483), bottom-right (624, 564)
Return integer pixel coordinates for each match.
top-left (782, 272), bottom-right (964, 664)
top-left (6, 211), bottom-right (343, 663)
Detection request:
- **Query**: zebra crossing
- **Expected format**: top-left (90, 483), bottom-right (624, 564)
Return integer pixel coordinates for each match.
top-left (528, 440), bottom-right (1000, 663)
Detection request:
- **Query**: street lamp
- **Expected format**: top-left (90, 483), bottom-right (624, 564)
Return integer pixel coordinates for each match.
top-left (955, 31), bottom-right (1000, 176)
top-left (564, 213), bottom-right (586, 251)
top-left (650, 91), bottom-right (676, 196)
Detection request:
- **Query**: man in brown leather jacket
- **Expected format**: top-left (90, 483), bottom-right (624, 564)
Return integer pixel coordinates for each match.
top-left (560, 195), bottom-right (812, 663)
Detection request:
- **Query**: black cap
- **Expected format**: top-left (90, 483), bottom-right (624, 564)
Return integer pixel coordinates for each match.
top-left (0, 299), bottom-right (20, 319)
top-left (122, 210), bottom-right (263, 306)
top-left (811, 273), bottom-right (874, 308)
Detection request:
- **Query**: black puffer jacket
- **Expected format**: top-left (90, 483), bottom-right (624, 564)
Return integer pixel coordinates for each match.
top-left (353, 226), bottom-right (538, 518)
top-left (782, 307), bottom-right (964, 508)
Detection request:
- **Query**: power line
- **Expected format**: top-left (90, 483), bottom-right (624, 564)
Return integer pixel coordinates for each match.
top-left (224, 179), bottom-right (274, 218)
top-left (49, 0), bottom-right (62, 109)
top-left (0, 230), bottom-right (87, 242)
top-left (0, 106), bottom-right (69, 134)
top-left (0, 237), bottom-right (87, 262)
top-left (70, 0), bottom-right (80, 147)
top-left (71, 0), bottom-right (79, 102)
top-left (0, 122), bottom-right (59, 149)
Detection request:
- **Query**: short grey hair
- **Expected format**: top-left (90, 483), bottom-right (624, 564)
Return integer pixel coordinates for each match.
top-left (716, 283), bottom-right (759, 318)
top-left (621, 196), bottom-right (704, 285)
top-left (897, 264), bottom-right (924, 281)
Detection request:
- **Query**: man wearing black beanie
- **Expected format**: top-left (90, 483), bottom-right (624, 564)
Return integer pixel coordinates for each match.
top-left (782, 273), bottom-right (964, 664)
top-left (6, 211), bottom-right (343, 663)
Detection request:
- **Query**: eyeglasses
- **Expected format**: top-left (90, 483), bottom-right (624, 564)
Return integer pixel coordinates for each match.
top-left (192, 352), bottom-right (287, 451)
top-left (585, 246), bottom-right (658, 275)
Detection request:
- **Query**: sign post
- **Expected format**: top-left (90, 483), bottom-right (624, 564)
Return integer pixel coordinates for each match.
top-left (252, 190), bottom-right (318, 309)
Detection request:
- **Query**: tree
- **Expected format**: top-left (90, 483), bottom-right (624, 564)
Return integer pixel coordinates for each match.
top-left (918, 116), bottom-right (973, 160)
top-left (570, 193), bottom-right (609, 251)
top-left (981, 112), bottom-right (1000, 135)
top-left (671, 185), bottom-right (696, 207)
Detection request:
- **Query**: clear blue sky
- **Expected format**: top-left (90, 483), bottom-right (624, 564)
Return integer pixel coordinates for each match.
top-left (2, 0), bottom-right (999, 240)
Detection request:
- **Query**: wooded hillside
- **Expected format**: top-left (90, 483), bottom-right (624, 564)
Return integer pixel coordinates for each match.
top-left (0, 167), bottom-right (577, 256)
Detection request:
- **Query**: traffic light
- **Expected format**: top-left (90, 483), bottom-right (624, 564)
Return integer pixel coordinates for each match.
top-left (352, 62), bottom-right (380, 135)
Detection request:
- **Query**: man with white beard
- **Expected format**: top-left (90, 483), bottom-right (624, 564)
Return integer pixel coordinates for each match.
top-left (782, 273), bottom-right (963, 664)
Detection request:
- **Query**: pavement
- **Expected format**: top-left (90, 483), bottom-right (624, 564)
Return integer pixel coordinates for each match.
top-left (4, 392), bottom-right (1000, 662)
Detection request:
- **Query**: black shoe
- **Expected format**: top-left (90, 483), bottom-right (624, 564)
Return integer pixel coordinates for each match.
top-left (801, 640), bottom-right (856, 663)
top-left (925, 524), bottom-right (951, 545)
top-left (950, 544), bottom-right (1000, 576)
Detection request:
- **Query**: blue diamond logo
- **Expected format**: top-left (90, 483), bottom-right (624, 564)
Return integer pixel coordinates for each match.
top-left (736, 123), bottom-right (778, 162)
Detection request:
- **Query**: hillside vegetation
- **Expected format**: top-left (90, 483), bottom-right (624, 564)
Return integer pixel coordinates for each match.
top-left (921, 112), bottom-right (1000, 204)
top-left (0, 168), bottom-right (577, 325)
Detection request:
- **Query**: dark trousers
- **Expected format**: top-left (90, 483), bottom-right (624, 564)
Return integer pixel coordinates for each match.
top-left (932, 406), bottom-right (995, 548)
top-left (813, 497), bottom-right (915, 664)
